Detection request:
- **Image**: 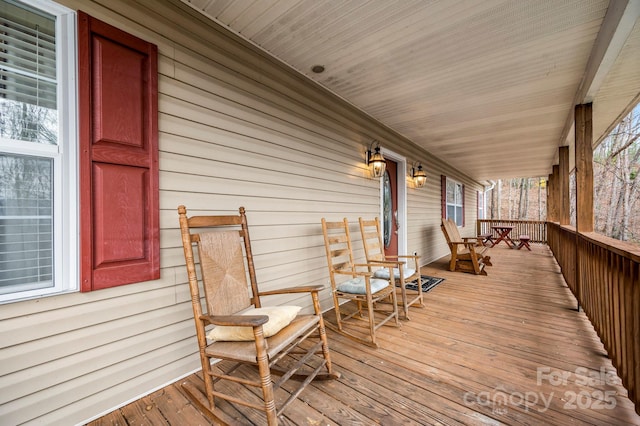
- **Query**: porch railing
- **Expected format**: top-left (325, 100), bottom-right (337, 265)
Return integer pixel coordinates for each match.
top-left (547, 222), bottom-right (640, 415)
top-left (477, 219), bottom-right (547, 243)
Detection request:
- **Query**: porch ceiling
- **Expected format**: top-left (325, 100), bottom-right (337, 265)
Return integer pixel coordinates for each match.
top-left (182, 0), bottom-right (640, 182)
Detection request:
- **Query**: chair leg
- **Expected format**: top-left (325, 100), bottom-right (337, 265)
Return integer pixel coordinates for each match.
top-left (200, 353), bottom-right (216, 410)
top-left (254, 329), bottom-right (278, 426)
top-left (382, 281), bottom-right (401, 327)
top-left (332, 290), bottom-right (344, 332)
top-left (398, 281), bottom-right (410, 320)
top-left (312, 292), bottom-right (339, 379)
top-left (414, 275), bottom-right (425, 307)
top-left (355, 300), bottom-right (364, 318)
top-left (182, 359), bottom-right (248, 425)
top-left (366, 293), bottom-right (377, 347)
top-left (471, 255), bottom-right (481, 275)
top-left (181, 380), bottom-right (240, 426)
top-left (449, 254), bottom-right (457, 272)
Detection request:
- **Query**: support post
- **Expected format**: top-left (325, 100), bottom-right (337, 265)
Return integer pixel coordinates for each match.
top-left (546, 177), bottom-right (550, 221)
top-left (548, 165), bottom-right (560, 223)
top-left (575, 104), bottom-right (594, 233)
top-left (559, 146), bottom-right (570, 225)
top-left (547, 171), bottom-right (553, 222)
top-left (574, 103), bottom-right (594, 312)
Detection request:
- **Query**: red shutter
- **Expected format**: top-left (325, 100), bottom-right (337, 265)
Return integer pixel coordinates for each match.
top-left (78, 12), bottom-right (159, 291)
top-left (440, 175), bottom-right (446, 219)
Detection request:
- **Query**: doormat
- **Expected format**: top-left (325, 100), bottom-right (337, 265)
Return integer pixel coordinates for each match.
top-left (405, 275), bottom-right (445, 293)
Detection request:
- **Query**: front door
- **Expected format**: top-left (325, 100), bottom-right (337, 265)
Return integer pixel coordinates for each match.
top-left (382, 159), bottom-right (399, 257)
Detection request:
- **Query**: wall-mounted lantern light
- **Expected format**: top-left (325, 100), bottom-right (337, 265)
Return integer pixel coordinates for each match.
top-left (411, 163), bottom-right (427, 188)
top-left (366, 140), bottom-right (386, 178)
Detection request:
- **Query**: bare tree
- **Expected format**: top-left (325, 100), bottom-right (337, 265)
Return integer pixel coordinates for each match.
top-left (487, 177), bottom-right (546, 221)
top-left (497, 180), bottom-right (500, 219)
top-left (518, 178), bottom-right (529, 219)
top-left (594, 105), bottom-right (640, 242)
top-left (481, 106), bottom-right (638, 244)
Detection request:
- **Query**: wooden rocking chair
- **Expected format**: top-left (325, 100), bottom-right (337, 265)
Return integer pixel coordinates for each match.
top-left (321, 217), bottom-right (400, 348)
top-left (358, 217), bottom-right (424, 320)
top-left (440, 218), bottom-right (492, 275)
top-left (178, 206), bottom-right (339, 425)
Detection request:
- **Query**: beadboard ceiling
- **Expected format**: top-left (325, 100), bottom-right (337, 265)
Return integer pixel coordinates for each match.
top-left (182, 0), bottom-right (640, 182)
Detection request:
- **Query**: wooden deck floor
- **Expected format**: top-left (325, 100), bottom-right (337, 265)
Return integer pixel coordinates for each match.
top-left (88, 244), bottom-right (640, 425)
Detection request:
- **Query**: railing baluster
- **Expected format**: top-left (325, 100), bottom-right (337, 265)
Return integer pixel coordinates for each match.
top-left (543, 221), bottom-right (640, 416)
top-left (477, 219), bottom-right (547, 244)
top-left (482, 219), bottom-right (638, 414)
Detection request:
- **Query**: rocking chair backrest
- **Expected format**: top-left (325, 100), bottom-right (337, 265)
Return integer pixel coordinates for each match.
top-left (359, 217), bottom-right (386, 263)
top-left (178, 206), bottom-right (260, 320)
top-left (321, 218), bottom-right (357, 280)
top-left (197, 231), bottom-right (252, 315)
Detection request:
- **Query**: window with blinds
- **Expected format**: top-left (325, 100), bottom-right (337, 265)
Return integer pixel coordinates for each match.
top-left (0, 0), bottom-right (76, 302)
top-left (1, 0), bottom-right (57, 144)
top-left (0, 154), bottom-right (53, 294)
top-left (446, 178), bottom-right (464, 227)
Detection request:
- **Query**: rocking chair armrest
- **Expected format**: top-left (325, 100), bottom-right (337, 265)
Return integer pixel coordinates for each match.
top-left (353, 262), bottom-right (396, 275)
top-left (450, 241), bottom-right (478, 248)
top-left (200, 314), bottom-right (268, 327)
top-left (354, 261), bottom-right (397, 268)
top-left (334, 268), bottom-right (372, 277)
top-left (386, 254), bottom-right (420, 260)
top-left (462, 237), bottom-right (482, 242)
top-left (386, 255), bottom-right (420, 267)
top-left (364, 259), bottom-right (402, 266)
top-left (258, 284), bottom-right (324, 296)
top-left (393, 254), bottom-right (420, 269)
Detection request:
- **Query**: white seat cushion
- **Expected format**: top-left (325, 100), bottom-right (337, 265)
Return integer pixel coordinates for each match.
top-left (337, 277), bottom-right (389, 294)
top-left (206, 305), bottom-right (301, 342)
top-left (373, 267), bottom-right (416, 280)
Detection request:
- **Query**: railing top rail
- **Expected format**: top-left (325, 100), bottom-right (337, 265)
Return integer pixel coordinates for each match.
top-left (553, 223), bottom-right (640, 263)
top-left (581, 231), bottom-right (640, 262)
top-left (478, 219), bottom-right (546, 223)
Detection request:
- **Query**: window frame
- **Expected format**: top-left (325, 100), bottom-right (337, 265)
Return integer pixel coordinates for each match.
top-left (442, 175), bottom-right (465, 227)
top-left (0, 0), bottom-right (78, 303)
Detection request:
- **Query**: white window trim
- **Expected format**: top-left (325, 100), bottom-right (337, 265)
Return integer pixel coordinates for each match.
top-left (0, 0), bottom-right (78, 303)
top-left (446, 177), bottom-right (464, 227)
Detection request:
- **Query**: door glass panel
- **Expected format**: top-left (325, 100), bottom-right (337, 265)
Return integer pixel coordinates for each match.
top-left (382, 171), bottom-right (392, 247)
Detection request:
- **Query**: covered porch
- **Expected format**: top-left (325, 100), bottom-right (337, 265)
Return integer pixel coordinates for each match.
top-left (3, 1), bottom-right (640, 424)
top-left (89, 243), bottom-right (640, 425)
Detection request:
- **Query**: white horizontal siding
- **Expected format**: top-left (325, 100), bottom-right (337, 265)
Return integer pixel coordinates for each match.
top-left (0, 0), bottom-right (482, 424)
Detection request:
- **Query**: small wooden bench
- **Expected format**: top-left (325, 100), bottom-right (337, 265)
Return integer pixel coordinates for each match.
top-left (478, 233), bottom-right (493, 247)
top-left (517, 235), bottom-right (531, 251)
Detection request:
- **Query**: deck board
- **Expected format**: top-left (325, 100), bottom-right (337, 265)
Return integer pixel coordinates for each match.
top-left (86, 244), bottom-right (640, 425)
